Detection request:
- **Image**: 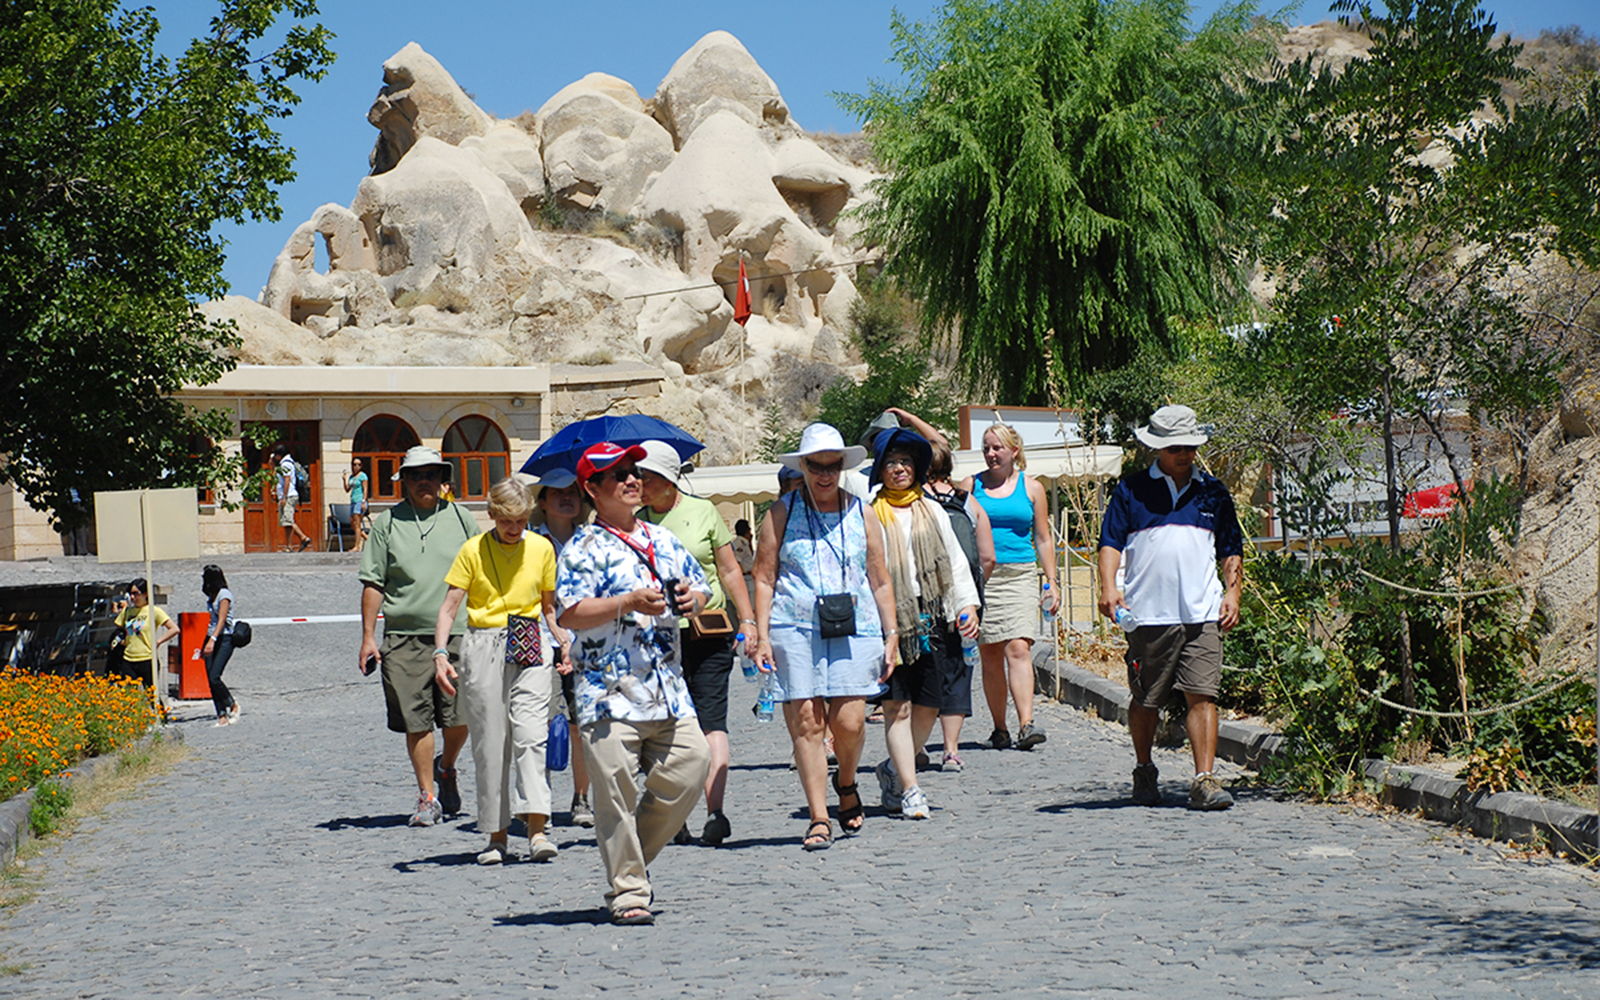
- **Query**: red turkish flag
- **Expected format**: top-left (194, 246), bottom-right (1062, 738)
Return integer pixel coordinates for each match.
top-left (733, 259), bottom-right (752, 326)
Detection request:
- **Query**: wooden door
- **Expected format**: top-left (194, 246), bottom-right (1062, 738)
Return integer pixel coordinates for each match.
top-left (242, 421), bottom-right (322, 552)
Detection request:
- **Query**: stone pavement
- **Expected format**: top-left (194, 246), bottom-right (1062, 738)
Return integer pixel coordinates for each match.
top-left (0, 557), bottom-right (1595, 998)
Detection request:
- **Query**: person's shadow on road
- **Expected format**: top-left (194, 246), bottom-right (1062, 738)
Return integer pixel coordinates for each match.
top-left (315, 814), bottom-right (413, 830)
top-left (494, 907), bottom-right (616, 927)
top-left (392, 851), bottom-right (485, 871)
top-left (1039, 786), bottom-right (1268, 812)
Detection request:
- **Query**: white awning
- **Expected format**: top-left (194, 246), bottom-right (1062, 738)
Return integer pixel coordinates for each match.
top-left (681, 445), bottom-right (1123, 505)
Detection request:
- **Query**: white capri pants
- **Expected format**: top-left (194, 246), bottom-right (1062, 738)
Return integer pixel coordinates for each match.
top-left (459, 626), bottom-right (562, 831)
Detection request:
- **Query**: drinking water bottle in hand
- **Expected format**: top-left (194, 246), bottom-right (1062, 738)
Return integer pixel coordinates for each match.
top-left (756, 670), bottom-right (776, 722)
top-left (1113, 606), bottom-right (1140, 633)
top-left (735, 633), bottom-right (758, 681)
top-left (959, 613), bottom-right (979, 670)
top-left (1039, 582), bottom-right (1055, 624)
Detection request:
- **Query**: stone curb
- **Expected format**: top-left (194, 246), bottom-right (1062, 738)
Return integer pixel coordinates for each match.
top-left (1031, 643), bottom-right (1598, 861)
top-left (0, 725), bottom-right (185, 871)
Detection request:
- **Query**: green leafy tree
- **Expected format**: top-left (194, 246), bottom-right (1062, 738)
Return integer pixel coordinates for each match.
top-left (1242, 0), bottom-right (1590, 550)
top-left (1232, 0), bottom-right (1598, 712)
top-left (0, 0), bottom-right (333, 527)
top-left (841, 0), bottom-right (1269, 405)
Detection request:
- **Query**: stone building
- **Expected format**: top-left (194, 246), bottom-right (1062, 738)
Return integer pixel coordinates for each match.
top-left (0, 362), bottom-right (662, 559)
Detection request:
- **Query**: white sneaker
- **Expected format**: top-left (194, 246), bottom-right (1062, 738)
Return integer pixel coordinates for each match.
top-left (900, 786), bottom-right (931, 820)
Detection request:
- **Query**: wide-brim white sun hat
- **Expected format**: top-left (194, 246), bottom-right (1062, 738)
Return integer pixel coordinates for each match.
top-left (636, 439), bottom-right (691, 491)
top-left (1134, 405), bottom-right (1211, 449)
top-left (780, 423), bottom-right (868, 471)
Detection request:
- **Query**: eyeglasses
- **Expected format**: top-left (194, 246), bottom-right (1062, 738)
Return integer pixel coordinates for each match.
top-left (596, 465), bottom-right (642, 484)
top-left (402, 468), bottom-right (445, 482)
top-left (1161, 445), bottom-right (1199, 455)
top-left (802, 458), bottom-right (844, 476)
top-left (881, 456), bottom-right (916, 470)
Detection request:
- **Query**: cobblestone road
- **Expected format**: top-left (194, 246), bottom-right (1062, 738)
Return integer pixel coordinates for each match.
top-left (0, 557), bottom-right (1595, 998)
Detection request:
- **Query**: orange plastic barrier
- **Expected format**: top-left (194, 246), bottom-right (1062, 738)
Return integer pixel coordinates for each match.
top-left (175, 612), bottom-right (212, 701)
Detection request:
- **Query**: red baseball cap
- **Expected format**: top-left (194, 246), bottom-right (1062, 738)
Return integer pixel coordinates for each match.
top-left (577, 442), bottom-right (647, 483)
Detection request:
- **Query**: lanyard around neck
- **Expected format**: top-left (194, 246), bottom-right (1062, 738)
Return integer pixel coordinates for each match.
top-left (599, 520), bottom-right (658, 579)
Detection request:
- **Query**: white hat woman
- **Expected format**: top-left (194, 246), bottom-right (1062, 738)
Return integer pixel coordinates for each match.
top-left (754, 423), bottom-right (898, 851)
top-left (433, 477), bottom-right (569, 865)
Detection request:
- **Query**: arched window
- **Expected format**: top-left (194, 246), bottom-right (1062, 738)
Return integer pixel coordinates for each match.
top-left (353, 415), bottom-right (420, 502)
top-left (443, 416), bottom-right (509, 501)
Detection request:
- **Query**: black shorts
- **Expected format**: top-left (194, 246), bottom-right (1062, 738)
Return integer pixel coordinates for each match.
top-left (936, 627), bottom-right (973, 717)
top-left (680, 628), bottom-right (734, 733)
top-left (886, 627), bottom-right (956, 710)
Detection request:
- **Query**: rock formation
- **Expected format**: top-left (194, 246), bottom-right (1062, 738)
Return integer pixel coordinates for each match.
top-left (225, 31), bottom-right (878, 465)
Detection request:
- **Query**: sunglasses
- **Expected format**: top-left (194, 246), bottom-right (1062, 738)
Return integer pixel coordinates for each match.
top-left (1161, 445), bottom-right (1199, 455)
top-left (595, 465), bottom-right (642, 484)
top-left (802, 458), bottom-right (845, 476)
top-left (403, 468), bottom-right (445, 481)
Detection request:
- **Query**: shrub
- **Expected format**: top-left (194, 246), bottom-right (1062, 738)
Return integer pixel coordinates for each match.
top-left (1221, 482), bottom-right (1595, 798)
top-left (28, 779), bottom-right (72, 837)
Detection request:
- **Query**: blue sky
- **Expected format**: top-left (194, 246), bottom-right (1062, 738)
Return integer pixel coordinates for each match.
top-left (142, 1), bottom-right (1600, 299)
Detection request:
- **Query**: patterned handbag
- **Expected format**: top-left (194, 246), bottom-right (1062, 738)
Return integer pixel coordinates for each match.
top-left (506, 613), bottom-right (542, 667)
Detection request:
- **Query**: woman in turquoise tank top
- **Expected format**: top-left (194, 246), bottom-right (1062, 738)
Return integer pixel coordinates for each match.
top-left (961, 423), bottom-right (1058, 752)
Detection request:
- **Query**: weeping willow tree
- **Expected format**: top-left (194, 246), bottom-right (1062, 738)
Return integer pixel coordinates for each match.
top-left (840, 0), bottom-right (1270, 404)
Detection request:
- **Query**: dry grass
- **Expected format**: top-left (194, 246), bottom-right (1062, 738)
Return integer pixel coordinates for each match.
top-left (0, 735), bottom-right (187, 913)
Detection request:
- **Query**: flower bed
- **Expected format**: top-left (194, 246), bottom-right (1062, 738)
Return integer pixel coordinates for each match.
top-left (0, 668), bottom-right (157, 794)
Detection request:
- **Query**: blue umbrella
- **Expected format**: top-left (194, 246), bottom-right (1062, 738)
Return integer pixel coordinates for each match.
top-left (520, 414), bottom-right (704, 477)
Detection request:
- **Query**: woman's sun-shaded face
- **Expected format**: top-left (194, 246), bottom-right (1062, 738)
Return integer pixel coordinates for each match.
top-left (882, 449), bottom-right (917, 491)
top-left (540, 483), bottom-right (582, 521)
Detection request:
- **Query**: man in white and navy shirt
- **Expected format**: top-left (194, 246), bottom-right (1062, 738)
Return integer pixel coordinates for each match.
top-left (1097, 405), bottom-right (1242, 811)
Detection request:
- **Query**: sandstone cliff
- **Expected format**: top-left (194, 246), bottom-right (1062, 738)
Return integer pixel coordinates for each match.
top-left (215, 31), bottom-right (876, 465)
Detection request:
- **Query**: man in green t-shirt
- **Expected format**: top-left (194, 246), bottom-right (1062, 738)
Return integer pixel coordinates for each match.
top-left (358, 446), bottom-right (480, 827)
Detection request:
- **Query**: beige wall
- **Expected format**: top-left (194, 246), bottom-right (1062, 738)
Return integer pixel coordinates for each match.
top-left (0, 484), bottom-right (65, 561)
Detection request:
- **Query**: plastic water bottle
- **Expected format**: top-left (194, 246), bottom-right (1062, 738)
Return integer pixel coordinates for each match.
top-left (756, 670), bottom-right (776, 722)
top-left (1113, 606), bottom-right (1140, 633)
top-left (959, 613), bottom-right (979, 670)
top-left (1039, 582), bottom-right (1056, 624)
top-left (735, 633), bottom-right (758, 682)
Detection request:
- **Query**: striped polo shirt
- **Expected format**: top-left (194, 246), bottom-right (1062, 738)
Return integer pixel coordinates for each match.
top-left (1099, 464), bottom-right (1242, 626)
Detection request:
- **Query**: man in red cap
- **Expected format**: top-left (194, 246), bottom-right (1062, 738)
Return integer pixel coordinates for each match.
top-left (555, 442), bottom-right (712, 926)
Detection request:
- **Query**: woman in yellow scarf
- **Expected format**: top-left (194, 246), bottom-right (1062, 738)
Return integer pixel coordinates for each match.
top-left (868, 429), bottom-right (981, 819)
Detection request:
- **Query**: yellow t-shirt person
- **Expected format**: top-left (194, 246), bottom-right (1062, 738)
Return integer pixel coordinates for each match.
top-left (445, 531), bottom-right (558, 629)
top-left (113, 604), bottom-right (173, 662)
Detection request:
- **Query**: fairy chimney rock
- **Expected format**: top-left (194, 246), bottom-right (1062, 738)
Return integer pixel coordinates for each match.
top-left (368, 42), bottom-right (493, 174)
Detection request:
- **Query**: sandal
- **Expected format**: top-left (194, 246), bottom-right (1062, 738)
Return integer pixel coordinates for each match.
top-left (610, 906), bottom-right (655, 926)
top-left (832, 772), bottom-right (865, 835)
top-left (802, 819), bottom-right (832, 852)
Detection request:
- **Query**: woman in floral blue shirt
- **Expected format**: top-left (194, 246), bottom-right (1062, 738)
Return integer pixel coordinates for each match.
top-left (555, 442), bottom-right (711, 926)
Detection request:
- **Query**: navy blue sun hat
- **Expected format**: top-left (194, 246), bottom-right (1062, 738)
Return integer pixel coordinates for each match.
top-left (870, 427), bottom-right (932, 487)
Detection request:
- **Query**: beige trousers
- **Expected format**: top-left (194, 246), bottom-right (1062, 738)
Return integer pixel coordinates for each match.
top-left (582, 715), bottom-right (710, 913)
top-left (459, 627), bottom-right (560, 832)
